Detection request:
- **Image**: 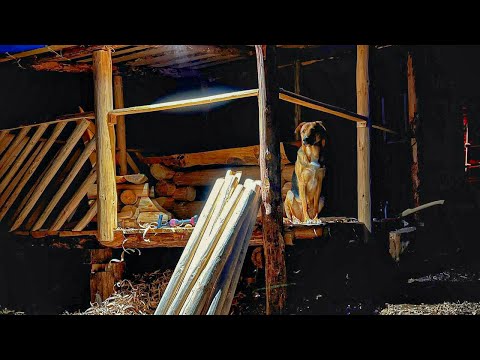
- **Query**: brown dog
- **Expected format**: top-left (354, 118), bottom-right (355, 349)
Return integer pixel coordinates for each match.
top-left (284, 121), bottom-right (327, 222)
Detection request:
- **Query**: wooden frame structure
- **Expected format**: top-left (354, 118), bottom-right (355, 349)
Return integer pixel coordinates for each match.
top-left (0, 44), bottom-right (408, 314)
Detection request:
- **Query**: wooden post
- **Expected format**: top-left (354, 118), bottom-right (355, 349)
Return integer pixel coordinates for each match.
top-left (93, 49), bottom-right (117, 242)
top-left (356, 45), bottom-right (372, 234)
top-left (89, 248), bottom-right (124, 302)
top-left (114, 75), bottom-right (128, 176)
top-left (255, 45), bottom-right (287, 315)
top-left (294, 59), bottom-right (301, 140)
top-left (407, 52), bottom-right (421, 218)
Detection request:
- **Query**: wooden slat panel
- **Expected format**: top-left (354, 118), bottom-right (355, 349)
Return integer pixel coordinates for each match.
top-left (0, 136), bottom-right (29, 179)
top-left (32, 136), bottom-right (97, 231)
top-left (0, 122), bottom-right (67, 220)
top-left (0, 142), bottom-right (44, 211)
top-left (10, 120), bottom-right (90, 231)
top-left (0, 124), bottom-right (48, 195)
top-left (0, 127), bottom-right (30, 173)
top-left (72, 200), bottom-right (97, 231)
top-left (50, 169), bottom-right (97, 231)
top-left (0, 131), bottom-right (9, 147)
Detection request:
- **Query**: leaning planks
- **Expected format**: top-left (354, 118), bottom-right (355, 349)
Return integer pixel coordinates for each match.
top-left (155, 170), bottom-right (261, 315)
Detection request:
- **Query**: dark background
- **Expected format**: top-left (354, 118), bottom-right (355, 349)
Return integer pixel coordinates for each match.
top-left (0, 45), bottom-right (477, 313)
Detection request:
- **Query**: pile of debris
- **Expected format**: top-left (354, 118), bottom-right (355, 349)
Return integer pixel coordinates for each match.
top-left (380, 302), bottom-right (480, 315)
top-left (0, 307), bottom-right (24, 315)
top-left (69, 269), bottom-right (173, 315)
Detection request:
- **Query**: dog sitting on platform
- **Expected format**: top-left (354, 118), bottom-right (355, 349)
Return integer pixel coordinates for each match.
top-left (284, 121), bottom-right (327, 223)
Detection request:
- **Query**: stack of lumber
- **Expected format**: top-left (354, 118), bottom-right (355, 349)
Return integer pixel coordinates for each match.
top-left (150, 162), bottom-right (294, 219)
top-left (86, 173), bottom-right (172, 229)
top-left (155, 170), bottom-right (262, 315)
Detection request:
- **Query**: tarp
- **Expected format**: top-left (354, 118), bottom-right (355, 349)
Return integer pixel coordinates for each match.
top-left (0, 45), bottom-right (45, 54)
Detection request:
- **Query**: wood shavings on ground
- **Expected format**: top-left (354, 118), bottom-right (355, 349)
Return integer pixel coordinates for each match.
top-left (0, 307), bottom-right (24, 315)
top-left (407, 271), bottom-right (478, 283)
top-left (380, 302), bottom-right (480, 315)
top-left (67, 269), bottom-right (173, 315)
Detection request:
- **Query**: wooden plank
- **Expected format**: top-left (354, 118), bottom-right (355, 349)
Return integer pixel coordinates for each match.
top-left (189, 56), bottom-right (246, 70)
top-left (23, 147), bottom-right (83, 231)
top-left (0, 45), bottom-right (76, 63)
top-left (0, 136), bottom-right (29, 179)
top-left (0, 142), bottom-right (44, 211)
top-left (31, 137), bottom-right (96, 231)
top-left (0, 122), bottom-right (67, 220)
top-left (141, 143), bottom-right (293, 168)
top-left (109, 89), bottom-right (259, 117)
top-left (255, 45), bottom-right (287, 315)
top-left (31, 62), bottom-right (95, 73)
top-left (408, 52), bottom-right (421, 217)
top-left (77, 45), bottom-right (152, 63)
top-left (0, 112), bottom-right (94, 132)
top-left (0, 134), bottom-right (13, 157)
top-left (72, 200), bottom-right (98, 231)
top-left (356, 45), bottom-right (372, 233)
top-left (93, 49), bottom-right (117, 242)
top-left (35, 45), bottom-right (127, 63)
top-left (0, 124), bottom-right (48, 195)
top-left (112, 46), bottom-right (167, 64)
top-left (50, 169), bottom-right (97, 231)
top-left (10, 120), bottom-right (90, 231)
top-left (279, 89), bottom-right (367, 123)
top-left (149, 53), bottom-right (219, 68)
top-left (174, 54), bottom-right (240, 69)
top-left (0, 131), bottom-right (10, 152)
top-left (126, 152), bottom-right (140, 173)
top-left (114, 75), bottom-right (128, 176)
top-left (0, 127), bottom-right (30, 174)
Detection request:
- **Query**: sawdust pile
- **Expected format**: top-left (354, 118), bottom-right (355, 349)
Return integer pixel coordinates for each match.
top-left (68, 269), bottom-right (173, 315)
top-left (0, 307), bottom-right (24, 315)
top-left (380, 302), bottom-right (480, 315)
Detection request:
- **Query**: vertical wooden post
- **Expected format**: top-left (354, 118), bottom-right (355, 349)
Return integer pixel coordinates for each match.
top-left (294, 60), bottom-right (302, 140)
top-left (407, 52), bottom-right (421, 216)
top-left (89, 248), bottom-right (125, 302)
top-left (114, 75), bottom-right (128, 176)
top-left (356, 45), bottom-right (372, 234)
top-left (93, 49), bottom-right (117, 242)
top-left (255, 45), bottom-right (287, 315)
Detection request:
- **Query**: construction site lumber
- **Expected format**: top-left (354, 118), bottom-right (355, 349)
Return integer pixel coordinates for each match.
top-left (150, 164), bottom-right (175, 180)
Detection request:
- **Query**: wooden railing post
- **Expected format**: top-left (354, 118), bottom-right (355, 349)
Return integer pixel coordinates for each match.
top-left (93, 48), bottom-right (117, 242)
top-left (356, 45), bottom-right (372, 234)
top-left (255, 45), bottom-right (287, 315)
top-left (114, 75), bottom-right (128, 176)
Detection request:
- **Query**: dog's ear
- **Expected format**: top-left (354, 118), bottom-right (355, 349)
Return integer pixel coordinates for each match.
top-left (315, 121), bottom-right (327, 132)
top-left (295, 122), bottom-right (306, 134)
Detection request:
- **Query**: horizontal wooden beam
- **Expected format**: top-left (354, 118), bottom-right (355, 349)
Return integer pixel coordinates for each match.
top-left (109, 89), bottom-right (259, 117)
top-left (279, 88), bottom-right (367, 123)
top-left (0, 45), bottom-right (76, 63)
top-left (0, 112), bottom-right (95, 132)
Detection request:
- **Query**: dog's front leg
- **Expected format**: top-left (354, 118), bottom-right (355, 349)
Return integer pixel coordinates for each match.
top-left (299, 181), bottom-right (310, 222)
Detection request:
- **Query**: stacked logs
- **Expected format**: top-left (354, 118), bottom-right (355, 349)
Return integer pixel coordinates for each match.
top-left (87, 173), bottom-right (172, 228)
top-left (155, 170), bottom-right (262, 315)
top-left (150, 163), bottom-right (294, 219)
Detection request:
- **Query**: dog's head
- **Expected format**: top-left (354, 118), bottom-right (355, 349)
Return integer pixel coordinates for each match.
top-left (295, 121), bottom-right (327, 148)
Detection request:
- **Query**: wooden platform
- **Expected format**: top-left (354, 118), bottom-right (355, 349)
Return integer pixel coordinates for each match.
top-left (12, 217), bottom-right (363, 249)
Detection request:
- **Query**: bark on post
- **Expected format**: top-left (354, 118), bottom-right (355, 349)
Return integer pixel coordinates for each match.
top-left (114, 75), bottom-right (128, 176)
top-left (255, 45), bottom-right (287, 315)
top-left (294, 59), bottom-right (302, 140)
top-left (356, 45), bottom-right (372, 234)
top-left (407, 52), bottom-right (421, 220)
top-left (93, 49), bottom-right (117, 242)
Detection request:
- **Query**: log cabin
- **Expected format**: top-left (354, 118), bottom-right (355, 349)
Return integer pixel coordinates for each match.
top-left (0, 45), bottom-right (451, 314)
